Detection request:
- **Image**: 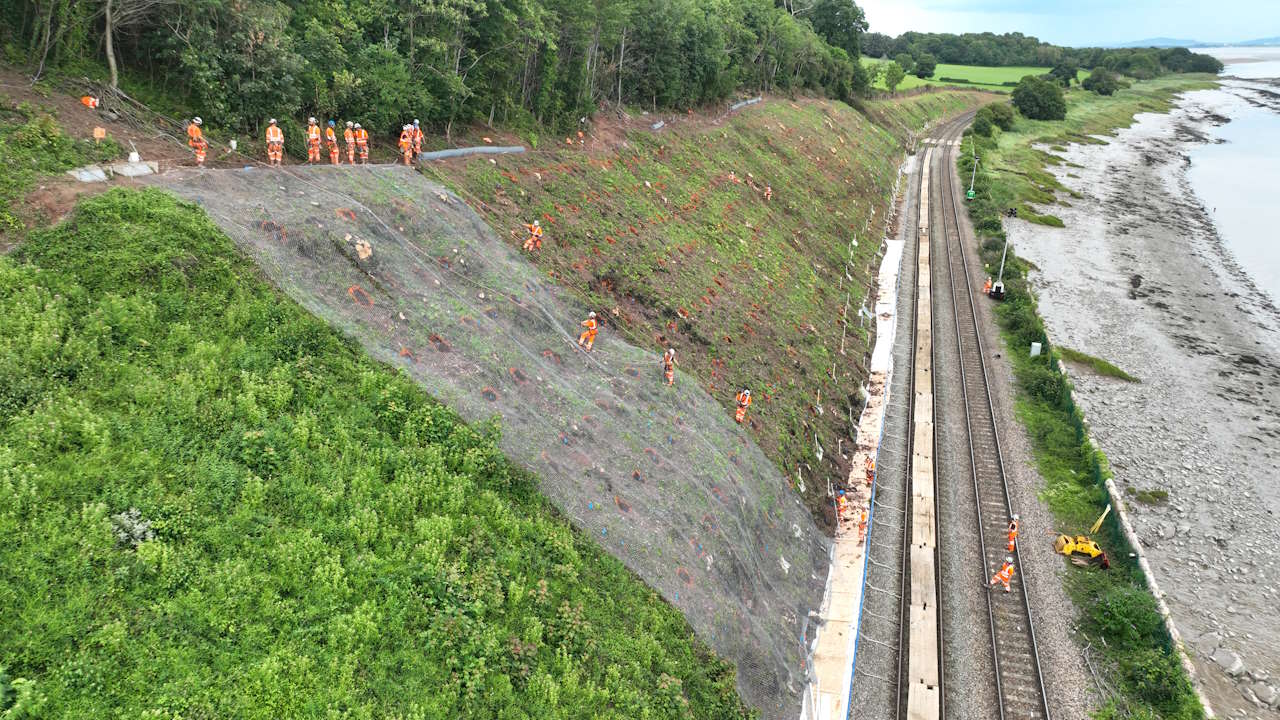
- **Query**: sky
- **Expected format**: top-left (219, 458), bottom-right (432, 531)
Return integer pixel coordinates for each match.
top-left (857, 0), bottom-right (1280, 47)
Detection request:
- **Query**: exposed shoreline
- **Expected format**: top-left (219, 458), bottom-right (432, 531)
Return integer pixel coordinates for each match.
top-left (1009, 79), bottom-right (1280, 716)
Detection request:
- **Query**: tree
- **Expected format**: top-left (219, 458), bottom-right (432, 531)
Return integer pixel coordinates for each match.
top-left (1011, 75), bottom-right (1066, 120)
top-left (809, 0), bottom-right (867, 59)
top-left (913, 52), bottom-right (936, 78)
top-left (983, 102), bottom-right (1014, 130)
top-left (971, 112), bottom-right (993, 137)
top-left (893, 52), bottom-right (914, 74)
top-left (1082, 68), bottom-right (1120, 96)
top-left (1046, 62), bottom-right (1077, 87)
top-left (98, 0), bottom-right (177, 87)
top-left (883, 61), bottom-right (905, 93)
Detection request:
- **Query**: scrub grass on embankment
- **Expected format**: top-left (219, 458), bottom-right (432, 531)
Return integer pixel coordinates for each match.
top-left (958, 77), bottom-right (1211, 720)
top-left (421, 91), bottom-right (990, 529)
top-left (0, 187), bottom-right (751, 719)
top-left (1058, 346), bottom-right (1140, 382)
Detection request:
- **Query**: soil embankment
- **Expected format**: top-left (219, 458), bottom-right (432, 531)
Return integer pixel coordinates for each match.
top-left (1011, 79), bottom-right (1280, 715)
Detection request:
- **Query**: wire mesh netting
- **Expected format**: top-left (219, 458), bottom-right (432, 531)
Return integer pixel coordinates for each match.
top-left (154, 165), bottom-right (831, 717)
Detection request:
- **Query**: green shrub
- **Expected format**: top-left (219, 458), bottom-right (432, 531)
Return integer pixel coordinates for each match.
top-left (1012, 75), bottom-right (1067, 120)
top-left (1019, 363), bottom-right (1066, 406)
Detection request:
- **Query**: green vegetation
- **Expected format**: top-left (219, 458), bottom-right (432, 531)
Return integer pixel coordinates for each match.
top-left (913, 53), bottom-right (938, 79)
top-left (1058, 346), bottom-right (1139, 382)
top-left (424, 92), bottom-right (989, 525)
top-left (1012, 75), bottom-right (1067, 121)
top-left (1083, 68), bottom-right (1125, 96)
top-left (5, 0), bottom-right (872, 136)
top-left (1129, 488), bottom-right (1170, 505)
top-left (0, 187), bottom-right (751, 718)
top-left (957, 78), bottom-right (1209, 719)
top-left (0, 100), bottom-right (120, 236)
top-left (864, 61), bottom-right (1085, 93)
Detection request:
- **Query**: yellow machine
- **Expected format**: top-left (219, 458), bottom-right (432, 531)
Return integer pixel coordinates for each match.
top-left (1054, 534), bottom-right (1110, 569)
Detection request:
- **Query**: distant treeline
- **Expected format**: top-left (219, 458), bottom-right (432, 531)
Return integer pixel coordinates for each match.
top-left (4, 0), bottom-right (876, 135)
top-left (862, 31), bottom-right (1223, 77)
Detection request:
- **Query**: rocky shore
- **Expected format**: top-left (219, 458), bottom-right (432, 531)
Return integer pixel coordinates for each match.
top-left (1008, 78), bottom-right (1280, 717)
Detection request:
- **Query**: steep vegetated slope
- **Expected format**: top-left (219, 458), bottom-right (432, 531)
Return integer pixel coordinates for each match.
top-left (424, 91), bottom-right (990, 526)
top-left (0, 189), bottom-right (751, 718)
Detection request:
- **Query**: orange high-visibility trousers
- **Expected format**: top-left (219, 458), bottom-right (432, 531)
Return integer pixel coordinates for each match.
top-left (308, 140), bottom-right (321, 162)
top-left (664, 364), bottom-right (674, 386)
top-left (990, 565), bottom-right (1015, 592)
top-left (1007, 526), bottom-right (1019, 553)
top-left (578, 329), bottom-right (597, 350)
top-left (734, 405), bottom-right (748, 423)
top-left (193, 141), bottom-right (207, 166)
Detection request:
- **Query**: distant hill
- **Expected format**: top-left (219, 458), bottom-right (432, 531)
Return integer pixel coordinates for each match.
top-left (1110, 38), bottom-right (1212, 48)
top-left (1238, 37), bottom-right (1280, 46)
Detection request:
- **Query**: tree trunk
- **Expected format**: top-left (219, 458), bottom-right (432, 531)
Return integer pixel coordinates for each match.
top-left (105, 0), bottom-right (119, 88)
top-left (616, 27), bottom-right (626, 107)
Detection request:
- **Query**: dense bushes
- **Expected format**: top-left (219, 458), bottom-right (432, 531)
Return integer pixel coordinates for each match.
top-left (1083, 68), bottom-right (1124, 96)
top-left (5, 0), bottom-right (870, 136)
top-left (0, 188), bottom-right (752, 718)
top-left (1012, 75), bottom-right (1066, 120)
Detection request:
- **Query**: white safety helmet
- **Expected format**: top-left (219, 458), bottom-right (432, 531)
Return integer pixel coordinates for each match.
top-left (268, 118), bottom-right (277, 125)
top-left (743, 389), bottom-right (751, 397)
top-left (192, 117), bottom-right (202, 125)
top-left (354, 123), bottom-right (361, 129)
top-left (414, 119), bottom-right (420, 126)
top-left (668, 348), bottom-right (675, 354)
top-left (1012, 514), bottom-right (1019, 521)
top-left (309, 117), bottom-right (317, 124)
top-left (1006, 556), bottom-right (1014, 564)
top-left (403, 124), bottom-right (411, 130)
top-left (346, 120), bottom-right (353, 127)
top-left (533, 220), bottom-right (540, 226)
top-left (588, 311), bottom-right (596, 318)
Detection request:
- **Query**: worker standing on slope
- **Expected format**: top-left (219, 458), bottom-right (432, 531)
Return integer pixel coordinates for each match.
top-left (344, 121), bottom-right (356, 164)
top-left (578, 311), bottom-right (599, 351)
top-left (523, 220), bottom-right (543, 251)
top-left (265, 118), bottom-right (284, 167)
top-left (354, 123), bottom-right (369, 164)
top-left (186, 117), bottom-right (207, 167)
top-left (398, 125), bottom-right (414, 166)
top-left (1007, 514), bottom-right (1020, 553)
top-left (325, 121), bottom-right (340, 165)
top-left (661, 348), bottom-right (677, 386)
top-left (734, 388), bottom-right (752, 424)
top-left (764, 184), bottom-right (773, 202)
top-left (989, 556), bottom-right (1016, 593)
top-left (983, 276), bottom-right (993, 295)
top-left (306, 117), bottom-right (322, 163)
top-left (412, 119), bottom-right (424, 155)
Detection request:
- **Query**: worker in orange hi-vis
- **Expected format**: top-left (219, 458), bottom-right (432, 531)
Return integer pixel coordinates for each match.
top-left (734, 388), bottom-right (752, 424)
top-left (836, 489), bottom-right (850, 518)
top-left (989, 556), bottom-right (1016, 593)
top-left (1007, 514), bottom-right (1020, 553)
top-left (865, 457), bottom-right (875, 486)
top-left (398, 125), bottom-right (414, 165)
top-left (354, 123), bottom-right (369, 164)
top-left (344, 121), bottom-right (356, 164)
top-left (858, 508), bottom-right (868, 542)
top-left (186, 117), bottom-right (208, 167)
top-left (578, 311), bottom-right (599, 351)
top-left (80, 95), bottom-right (100, 109)
top-left (661, 347), bottom-right (677, 386)
top-left (265, 118), bottom-right (284, 167)
top-left (412, 119), bottom-right (424, 155)
top-left (325, 120), bottom-right (340, 165)
top-left (306, 117), bottom-right (322, 163)
top-left (523, 220), bottom-right (543, 251)
top-left (983, 276), bottom-right (993, 295)
top-left (764, 184), bottom-right (773, 202)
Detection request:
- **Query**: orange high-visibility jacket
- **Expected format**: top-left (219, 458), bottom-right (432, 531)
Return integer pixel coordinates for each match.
top-left (307, 124), bottom-right (321, 144)
top-left (412, 126), bottom-right (424, 144)
top-left (1008, 520), bottom-right (1019, 539)
top-left (526, 223), bottom-right (543, 237)
top-left (325, 127), bottom-right (338, 145)
top-left (187, 123), bottom-right (204, 146)
top-left (995, 562), bottom-right (1015, 583)
top-left (581, 317), bottom-right (598, 333)
top-left (736, 391), bottom-right (751, 408)
top-left (81, 95), bottom-right (100, 109)
top-left (355, 128), bottom-right (369, 145)
top-left (344, 128), bottom-right (354, 144)
top-left (266, 125), bottom-right (283, 144)
top-left (398, 130), bottom-right (413, 150)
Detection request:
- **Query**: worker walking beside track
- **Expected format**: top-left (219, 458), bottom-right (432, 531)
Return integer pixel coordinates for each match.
top-left (186, 117), bottom-right (207, 167)
top-left (325, 120), bottom-right (340, 165)
top-left (354, 123), bottom-right (369, 164)
top-left (344, 121), bottom-right (356, 164)
top-left (661, 348), bottom-right (677, 386)
top-left (1007, 514), bottom-right (1020, 553)
top-left (398, 125), bottom-right (414, 165)
top-left (578, 311), bottom-right (599, 351)
top-left (306, 117), bottom-right (322, 162)
top-left (734, 388), bottom-right (752, 424)
top-left (989, 556), bottom-right (1016, 593)
top-left (265, 119), bottom-right (284, 167)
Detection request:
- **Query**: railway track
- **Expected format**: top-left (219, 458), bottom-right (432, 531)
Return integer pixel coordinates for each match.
top-left (933, 120), bottom-right (1052, 720)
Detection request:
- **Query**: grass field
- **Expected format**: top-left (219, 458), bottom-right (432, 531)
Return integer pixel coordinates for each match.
top-left (863, 60), bottom-right (1090, 92)
top-left (0, 187), bottom-right (753, 718)
top-left (423, 91), bottom-right (991, 526)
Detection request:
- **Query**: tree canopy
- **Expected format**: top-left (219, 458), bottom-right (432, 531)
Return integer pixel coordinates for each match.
top-left (4, 0), bottom-right (872, 135)
top-left (1011, 75), bottom-right (1066, 121)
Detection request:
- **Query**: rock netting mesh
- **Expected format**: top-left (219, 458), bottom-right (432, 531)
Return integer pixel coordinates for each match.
top-left (155, 165), bottom-right (831, 717)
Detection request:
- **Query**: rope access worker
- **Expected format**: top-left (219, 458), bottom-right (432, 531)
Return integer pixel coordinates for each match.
top-left (325, 120), bottom-right (340, 165)
top-left (344, 121), bottom-right (356, 164)
top-left (764, 184), bottom-right (773, 202)
top-left (734, 388), bottom-right (752, 424)
top-left (186, 117), bottom-right (207, 167)
top-left (398, 125), bottom-right (414, 166)
top-left (523, 220), bottom-right (543, 251)
top-left (354, 123), bottom-right (369, 164)
top-left (1007, 514), bottom-right (1020, 553)
top-left (989, 556), bottom-right (1016, 593)
top-left (306, 117), bottom-right (322, 163)
top-left (412, 119), bottom-right (424, 155)
top-left (662, 348), bottom-right (678, 386)
top-left (836, 489), bottom-right (850, 518)
top-left (578, 311), bottom-right (599, 351)
top-left (265, 119), bottom-right (284, 167)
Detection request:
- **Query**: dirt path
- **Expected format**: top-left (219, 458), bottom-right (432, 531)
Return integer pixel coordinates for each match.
top-left (1010, 83), bottom-right (1280, 716)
